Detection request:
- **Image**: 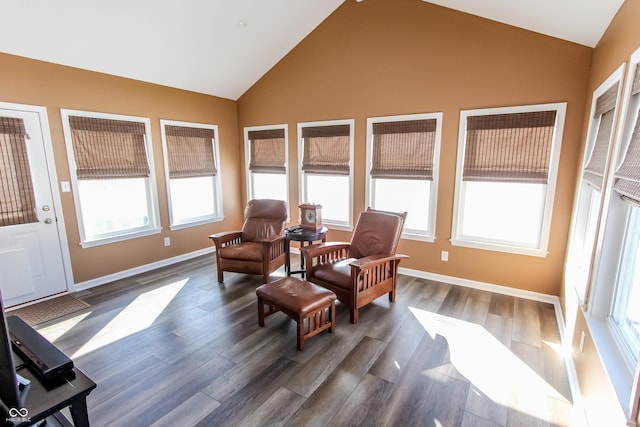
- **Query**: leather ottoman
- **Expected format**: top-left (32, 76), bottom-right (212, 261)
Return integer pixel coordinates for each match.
top-left (256, 277), bottom-right (336, 350)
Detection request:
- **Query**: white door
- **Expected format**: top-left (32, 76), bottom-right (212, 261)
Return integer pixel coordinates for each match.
top-left (0, 104), bottom-right (68, 307)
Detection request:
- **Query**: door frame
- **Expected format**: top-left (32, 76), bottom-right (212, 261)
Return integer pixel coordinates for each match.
top-left (0, 101), bottom-right (73, 304)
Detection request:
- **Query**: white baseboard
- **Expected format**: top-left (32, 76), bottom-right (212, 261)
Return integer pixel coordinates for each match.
top-left (398, 266), bottom-right (559, 304)
top-left (72, 247), bottom-right (215, 292)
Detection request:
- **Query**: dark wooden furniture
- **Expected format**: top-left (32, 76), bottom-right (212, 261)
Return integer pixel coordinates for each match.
top-left (256, 277), bottom-right (336, 351)
top-left (210, 199), bottom-right (288, 284)
top-left (301, 208), bottom-right (407, 324)
top-left (284, 226), bottom-right (328, 277)
top-left (10, 338), bottom-right (96, 426)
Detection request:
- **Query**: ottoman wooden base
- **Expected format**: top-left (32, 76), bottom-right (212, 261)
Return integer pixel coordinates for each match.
top-left (256, 277), bottom-right (336, 351)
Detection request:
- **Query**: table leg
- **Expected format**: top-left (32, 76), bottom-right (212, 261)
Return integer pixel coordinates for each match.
top-left (69, 396), bottom-right (91, 427)
top-left (300, 241), bottom-right (305, 278)
top-left (285, 237), bottom-right (291, 276)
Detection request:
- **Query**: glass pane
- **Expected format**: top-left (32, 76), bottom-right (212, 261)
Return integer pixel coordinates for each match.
top-left (170, 176), bottom-right (215, 223)
top-left (460, 181), bottom-right (546, 247)
top-left (0, 133), bottom-right (38, 226)
top-left (250, 173), bottom-right (287, 201)
top-left (305, 174), bottom-right (349, 223)
top-left (372, 178), bottom-right (430, 232)
top-left (78, 178), bottom-right (150, 238)
top-left (611, 207), bottom-right (640, 363)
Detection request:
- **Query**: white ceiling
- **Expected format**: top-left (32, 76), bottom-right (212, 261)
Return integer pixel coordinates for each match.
top-left (0, 0), bottom-right (625, 100)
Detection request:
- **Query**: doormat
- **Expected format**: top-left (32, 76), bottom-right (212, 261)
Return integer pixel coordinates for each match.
top-left (8, 294), bottom-right (90, 327)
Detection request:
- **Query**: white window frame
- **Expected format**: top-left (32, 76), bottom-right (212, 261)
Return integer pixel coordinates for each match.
top-left (244, 124), bottom-right (289, 204)
top-left (451, 103), bottom-right (566, 257)
top-left (566, 65), bottom-right (625, 305)
top-left (584, 51), bottom-right (640, 418)
top-left (298, 119), bottom-right (354, 230)
top-left (160, 119), bottom-right (223, 230)
top-left (61, 109), bottom-right (161, 247)
top-left (365, 113), bottom-right (442, 242)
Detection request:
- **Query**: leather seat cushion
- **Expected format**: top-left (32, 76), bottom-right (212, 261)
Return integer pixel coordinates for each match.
top-left (312, 259), bottom-right (356, 290)
top-left (257, 277), bottom-right (336, 315)
top-left (218, 242), bottom-right (264, 262)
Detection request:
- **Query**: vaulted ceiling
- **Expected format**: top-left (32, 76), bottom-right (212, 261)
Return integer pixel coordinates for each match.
top-left (0, 0), bottom-right (624, 100)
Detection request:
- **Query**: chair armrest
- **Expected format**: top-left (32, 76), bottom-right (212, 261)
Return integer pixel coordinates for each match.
top-left (300, 242), bottom-right (351, 258)
top-left (301, 242), bottom-right (351, 276)
top-left (259, 233), bottom-right (285, 244)
top-left (349, 253), bottom-right (409, 269)
top-left (209, 231), bottom-right (242, 247)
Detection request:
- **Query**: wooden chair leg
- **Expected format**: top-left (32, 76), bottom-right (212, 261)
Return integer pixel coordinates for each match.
top-left (257, 296), bottom-right (265, 327)
top-left (329, 301), bottom-right (336, 333)
top-left (297, 318), bottom-right (305, 351)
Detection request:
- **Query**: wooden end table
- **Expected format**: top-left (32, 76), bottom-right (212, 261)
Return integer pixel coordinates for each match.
top-left (285, 226), bottom-right (328, 278)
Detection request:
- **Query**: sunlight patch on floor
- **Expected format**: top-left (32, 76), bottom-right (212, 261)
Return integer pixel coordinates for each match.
top-left (38, 311), bottom-right (92, 343)
top-left (72, 279), bottom-right (187, 358)
top-left (409, 307), bottom-right (569, 419)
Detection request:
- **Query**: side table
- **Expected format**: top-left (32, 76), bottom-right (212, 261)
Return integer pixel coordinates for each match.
top-left (285, 226), bottom-right (328, 277)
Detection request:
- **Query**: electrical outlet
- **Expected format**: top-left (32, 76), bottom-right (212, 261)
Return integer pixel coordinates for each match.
top-left (164, 237), bottom-right (170, 247)
top-left (61, 181), bottom-right (71, 192)
top-left (441, 251), bottom-right (448, 262)
top-left (579, 331), bottom-right (586, 352)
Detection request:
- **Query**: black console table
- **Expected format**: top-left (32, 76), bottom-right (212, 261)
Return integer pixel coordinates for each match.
top-left (8, 334), bottom-right (96, 426)
top-left (285, 226), bottom-right (328, 278)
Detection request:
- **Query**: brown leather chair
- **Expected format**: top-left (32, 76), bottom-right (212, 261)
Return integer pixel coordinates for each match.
top-left (210, 199), bottom-right (288, 284)
top-left (301, 208), bottom-right (407, 323)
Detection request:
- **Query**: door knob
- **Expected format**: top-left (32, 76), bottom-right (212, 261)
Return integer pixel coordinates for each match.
top-left (44, 218), bottom-right (53, 224)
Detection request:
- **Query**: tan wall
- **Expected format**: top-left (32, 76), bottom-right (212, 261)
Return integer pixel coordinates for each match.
top-left (0, 53), bottom-right (244, 283)
top-left (237, 0), bottom-right (592, 295)
top-left (564, 0), bottom-right (640, 424)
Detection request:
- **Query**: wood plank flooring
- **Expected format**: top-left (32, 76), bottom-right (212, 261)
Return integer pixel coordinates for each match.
top-left (35, 254), bottom-right (581, 426)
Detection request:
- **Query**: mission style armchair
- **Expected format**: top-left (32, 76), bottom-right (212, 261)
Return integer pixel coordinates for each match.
top-left (301, 208), bottom-right (408, 323)
top-left (210, 199), bottom-right (288, 284)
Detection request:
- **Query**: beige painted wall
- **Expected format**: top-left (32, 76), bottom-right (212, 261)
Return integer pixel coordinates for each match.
top-left (0, 53), bottom-right (244, 283)
top-left (237, 0), bottom-right (592, 295)
top-left (564, 0), bottom-right (640, 424)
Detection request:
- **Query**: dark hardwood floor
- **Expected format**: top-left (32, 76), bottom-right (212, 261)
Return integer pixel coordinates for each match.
top-left (35, 254), bottom-right (580, 426)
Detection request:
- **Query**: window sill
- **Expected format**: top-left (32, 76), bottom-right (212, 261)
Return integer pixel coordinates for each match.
top-left (324, 222), bottom-right (353, 233)
top-left (450, 238), bottom-right (548, 257)
top-left (402, 232), bottom-right (435, 243)
top-left (169, 216), bottom-right (224, 231)
top-left (80, 227), bottom-right (162, 248)
top-left (583, 313), bottom-right (634, 419)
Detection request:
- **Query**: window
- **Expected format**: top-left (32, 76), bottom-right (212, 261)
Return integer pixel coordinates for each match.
top-left (245, 125), bottom-right (288, 202)
top-left (451, 103), bottom-right (566, 256)
top-left (609, 60), bottom-right (640, 369)
top-left (566, 67), bottom-right (623, 304)
top-left (61, 110), bottom-right (160, 246)
top-left (583, 53), bottom-right (640, 414)
top-left (611, 206), bottom-right (640, 366)
top-left (366, 113), bottom-right (442, 241)
top-left (160, 120), bottom-right (222, 229)
top-left (0, 117), bottom-right (37, 226)
top-left (298, 120), bottom-right (354, 228)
